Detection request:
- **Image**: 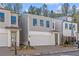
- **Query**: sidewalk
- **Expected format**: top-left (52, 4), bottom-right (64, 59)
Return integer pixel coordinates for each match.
top-left (17, 45), bottom-right (79, 56)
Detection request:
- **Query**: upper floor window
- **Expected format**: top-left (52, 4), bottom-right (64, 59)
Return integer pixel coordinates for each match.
top-left (46, 21), bottom-right (50, 27)
top-left (52, 22), bottom-right (54, 29)
top-left (11, 16), bottom-right (16, 24)
top-left (69, 24), bottom-right (72, 30)
top-left (40, 20), bottom-right (44, 26)
top-left (65, 23), bottom-right (68, 29)
top-left (0, 12), bottom-right (4, 22)
top-left (73, 24), bottom-right (75, 30)
top-left (33, 18), bottom-right (37, 26)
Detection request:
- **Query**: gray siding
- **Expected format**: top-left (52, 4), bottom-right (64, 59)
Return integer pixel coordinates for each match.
top-left (19, 14), bottom-right (28, 44)
top-left (54, 20), bottom-right (63, 44)
top-left (28, 14), bottom-right (55, 32)
top-left (0, 9), bottom-right (18, 28)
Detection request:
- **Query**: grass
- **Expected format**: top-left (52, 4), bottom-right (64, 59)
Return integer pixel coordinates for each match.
top-left (9, 44), bottom-right (35, 51)
top-left (19, 44), bottom-right (35, 50)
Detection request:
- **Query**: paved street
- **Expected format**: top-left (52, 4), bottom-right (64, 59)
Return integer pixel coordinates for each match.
top-left (40, 50), bottom-right (79, 56)
top-left (17, 46), bottom-right (79, 56)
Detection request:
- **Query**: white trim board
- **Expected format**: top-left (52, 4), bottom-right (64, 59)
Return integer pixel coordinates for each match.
top-left (29, 31), bottom-right (51, 35)
top-left (0, 29), bottom-right (7, 33)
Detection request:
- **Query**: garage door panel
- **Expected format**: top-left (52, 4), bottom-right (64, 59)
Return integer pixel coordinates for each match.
top-left (30, 34), bottom-right (55, 46)
top-left (0, 33), bottom-right (8, 46)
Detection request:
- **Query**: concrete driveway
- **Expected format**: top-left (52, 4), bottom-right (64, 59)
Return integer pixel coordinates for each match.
top-left (0, 47), bottom-right (14, 56)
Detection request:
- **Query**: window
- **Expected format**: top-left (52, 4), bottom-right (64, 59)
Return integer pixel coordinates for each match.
top-left (52, 22), bottom-right (54, 29)
top-left (0, 12), bottom-right (4, 22)
top-left (65, 23), bottom-right (68, 29)
top-left (69, 24), bottom-right (72, 30)
top-left (46, 21), bottom-right (50, 27)
top-left (33, 19), bottom-right (37, 26)
top-left (40, 20), bottom-right (44, 26)
top-left (73, 24), bottom-right (75, 30)
top-left (11, 16), bottom-right (16, 24)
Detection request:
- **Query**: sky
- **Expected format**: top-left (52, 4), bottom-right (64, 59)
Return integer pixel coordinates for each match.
top-left (23, 3), bottom-right (79, 13)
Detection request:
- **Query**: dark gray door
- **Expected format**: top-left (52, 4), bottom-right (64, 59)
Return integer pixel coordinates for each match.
top-left (55, 33), bottom-right (58, 45)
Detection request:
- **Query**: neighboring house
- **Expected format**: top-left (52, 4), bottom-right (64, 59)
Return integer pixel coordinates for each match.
top-left (0, 8), bottom-right (20, 47)
top-left (19, 14), bottom-right (60, 46)
top-left (63, 21), bottom-right (77, 42)
top-left (55, 17), bottom-right (77, 44)
top-left (56, 16), bottom-right (72, 21)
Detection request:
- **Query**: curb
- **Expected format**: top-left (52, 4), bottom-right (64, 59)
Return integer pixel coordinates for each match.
top-left (29, 49), bottom-right (79, 56)
top-left (53, 49), bottom-right (79, 54)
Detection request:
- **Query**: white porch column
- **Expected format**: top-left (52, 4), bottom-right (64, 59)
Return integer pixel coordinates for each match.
top-left (16, 30), bottom-right (20, 47)
top-left (58, 33), bottom-right (60, 45)
top-left (8, 29), bottom-right (11, 47)
top-left (76, 33), bottom-right (78, 41)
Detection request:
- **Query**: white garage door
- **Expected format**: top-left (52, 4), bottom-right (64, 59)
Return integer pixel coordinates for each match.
top-left (0, 33), bottom-right (8, 47)
top-left (29, 31), bottom-right (55, 46)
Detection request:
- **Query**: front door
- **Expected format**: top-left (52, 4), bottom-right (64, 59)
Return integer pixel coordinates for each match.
top-left (11, 32), bottom-right (16, 47)
top-left (55, 33), bottom-right (58, 45)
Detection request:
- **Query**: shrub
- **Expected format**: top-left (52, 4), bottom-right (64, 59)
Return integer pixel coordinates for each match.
top-left (64, 40), bottom-right (70, 45)
top-left (20, 44), bottom-right (35, 49)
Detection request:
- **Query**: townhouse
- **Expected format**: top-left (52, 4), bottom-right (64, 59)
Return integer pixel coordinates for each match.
top-left (19, 14), bottom-right (60, 46)
top-left (19, 14), bottom-right (78, 46)
top-left (0, 8), bottom-right (20, 47)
